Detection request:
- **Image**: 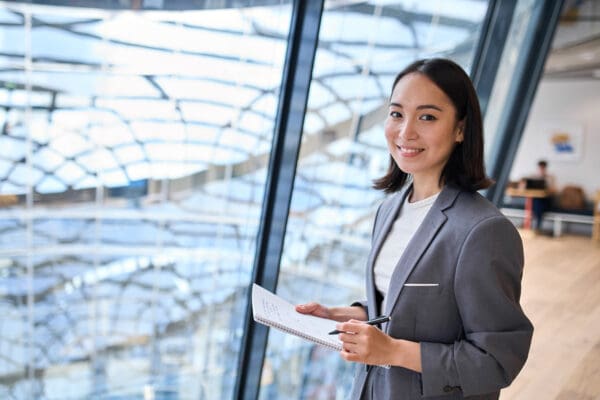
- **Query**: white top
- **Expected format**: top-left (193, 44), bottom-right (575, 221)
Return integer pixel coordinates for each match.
top-left (374, 191), bottom-right (439, 307)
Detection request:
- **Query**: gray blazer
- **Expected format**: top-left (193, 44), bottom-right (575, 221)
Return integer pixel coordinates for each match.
top-left (349, 184), bottom-right (533, 399)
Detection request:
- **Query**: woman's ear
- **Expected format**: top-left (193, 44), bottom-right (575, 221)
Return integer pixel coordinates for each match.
top-left (456, 122), bottom-right (465, 143)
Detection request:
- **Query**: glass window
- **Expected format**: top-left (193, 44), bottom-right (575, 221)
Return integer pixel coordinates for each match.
top-left (483, 0), bottom-right (537, 165)
top-left (0, 1), bottom-right (292, 399)
top-left (261, 1), bottom-right (490, 399)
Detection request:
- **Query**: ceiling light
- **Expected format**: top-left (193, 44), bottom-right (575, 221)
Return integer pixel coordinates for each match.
top-left (580, 51), bottom-right (595, 61)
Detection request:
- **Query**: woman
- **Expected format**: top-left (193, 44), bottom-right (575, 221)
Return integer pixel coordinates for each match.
top-left (296, 58), bottom-right (533, 399)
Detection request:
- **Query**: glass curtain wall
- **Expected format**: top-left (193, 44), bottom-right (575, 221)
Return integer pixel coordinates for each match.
top-left (0, 1), bottom-right (292, 399)
top-left (484, 0), bottom-right (537, 166)
top-left (260, 1), bottom-right (490, 399)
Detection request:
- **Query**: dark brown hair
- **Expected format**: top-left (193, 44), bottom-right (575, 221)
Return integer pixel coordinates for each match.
top-left (373, 58), bottom-right (493, 193)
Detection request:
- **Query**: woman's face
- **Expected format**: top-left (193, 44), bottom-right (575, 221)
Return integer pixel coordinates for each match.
top-left (384, 72), bottom-right (464, 186)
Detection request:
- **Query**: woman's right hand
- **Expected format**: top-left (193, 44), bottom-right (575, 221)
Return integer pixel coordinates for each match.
top-left (295, 303), bottom-right (368, 322)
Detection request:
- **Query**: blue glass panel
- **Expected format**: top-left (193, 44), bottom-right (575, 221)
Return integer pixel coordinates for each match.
top-left (0, 2), bottom-right (292, 399)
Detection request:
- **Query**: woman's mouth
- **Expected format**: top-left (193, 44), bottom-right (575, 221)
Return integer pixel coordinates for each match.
top-left (398, 146), bottom-right (424, 156)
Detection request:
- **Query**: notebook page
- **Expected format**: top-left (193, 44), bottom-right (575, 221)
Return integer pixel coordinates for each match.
top-left (252, 284), bottom-right (341, 350)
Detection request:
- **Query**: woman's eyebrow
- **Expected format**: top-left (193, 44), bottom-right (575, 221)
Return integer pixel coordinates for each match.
top-left (389, 102), bottom-right (443, 112)
top-left (417, 104), bottom-right (443, 111)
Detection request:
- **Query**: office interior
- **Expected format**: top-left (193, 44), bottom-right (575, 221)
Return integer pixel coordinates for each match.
top-left (0, 0), bottom-right (598, 399)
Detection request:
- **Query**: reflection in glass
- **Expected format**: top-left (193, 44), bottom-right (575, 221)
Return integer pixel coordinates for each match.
top-left (0, 1), bottom-right (292, 399)
top-left (262, 1), bottom-right (489, 399)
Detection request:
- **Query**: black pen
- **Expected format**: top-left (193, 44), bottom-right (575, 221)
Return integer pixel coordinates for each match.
top-left (328, 315), bottom-right (391, 335)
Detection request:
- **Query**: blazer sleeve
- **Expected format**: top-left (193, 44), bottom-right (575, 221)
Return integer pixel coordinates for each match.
top-left (420, 215), bottom-right (534, 397)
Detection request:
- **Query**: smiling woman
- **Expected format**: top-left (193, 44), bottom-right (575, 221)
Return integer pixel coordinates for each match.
top-left (384, 73), bottom-right (465, 200)
top-left (374, 59), bottom-right (492, 197)
top-left (297, 59), bottom-right (533, 400)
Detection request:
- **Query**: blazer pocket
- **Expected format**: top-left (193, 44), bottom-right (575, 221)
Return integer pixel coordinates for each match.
top-left (402, 283), bottom-right (443, 295)
top-left (403, 283), bottom-right (439, 287)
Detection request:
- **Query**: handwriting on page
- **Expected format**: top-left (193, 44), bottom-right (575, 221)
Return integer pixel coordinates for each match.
top-left (261, 298), bottom-right (285, 322)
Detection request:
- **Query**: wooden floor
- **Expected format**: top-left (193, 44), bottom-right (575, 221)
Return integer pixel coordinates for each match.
top-left (501, 231), bottom-right (600, 400)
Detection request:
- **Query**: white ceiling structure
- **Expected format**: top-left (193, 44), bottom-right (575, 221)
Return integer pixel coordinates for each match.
top-left (545, 0), bottom-right (600, 79)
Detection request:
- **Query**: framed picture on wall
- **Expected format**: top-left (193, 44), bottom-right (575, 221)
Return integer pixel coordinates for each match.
top-left (543, 120), bottom-right (585, 162)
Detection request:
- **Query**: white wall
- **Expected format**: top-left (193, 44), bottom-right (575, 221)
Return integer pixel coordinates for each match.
top-left (509, 79), bottom-right (600, 201)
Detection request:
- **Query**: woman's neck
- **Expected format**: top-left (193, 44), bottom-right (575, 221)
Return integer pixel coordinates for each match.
top-left (410, 180), bottom-right (443, 202)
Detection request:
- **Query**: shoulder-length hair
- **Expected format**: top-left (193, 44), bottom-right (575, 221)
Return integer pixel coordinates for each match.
top-left (373, 58), bottom-right (493, 193)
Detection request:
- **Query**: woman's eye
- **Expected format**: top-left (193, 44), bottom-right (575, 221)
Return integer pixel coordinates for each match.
top-left (390, 111), bottom-right (402, 118)
top-left (420, 114), bottom-right (436, 121)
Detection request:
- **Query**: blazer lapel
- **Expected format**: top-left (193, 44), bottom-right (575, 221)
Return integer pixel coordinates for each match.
top-left (365, 186), bottom-right (411, 319)
top-left (371, 186), bottom-right (412, 260)
top-left (383, 185), bottom-right (460, 318)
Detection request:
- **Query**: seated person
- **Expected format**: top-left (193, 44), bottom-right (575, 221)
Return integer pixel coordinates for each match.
top-left (530, 160), bottom-right (556, 230)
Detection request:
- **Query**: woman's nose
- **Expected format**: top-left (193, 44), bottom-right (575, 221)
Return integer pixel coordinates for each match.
top-left (399, 120), bottom-right (417, 140)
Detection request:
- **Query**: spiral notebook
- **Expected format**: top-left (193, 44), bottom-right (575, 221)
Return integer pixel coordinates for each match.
top-left (251, 283), bottom-right (342, 351)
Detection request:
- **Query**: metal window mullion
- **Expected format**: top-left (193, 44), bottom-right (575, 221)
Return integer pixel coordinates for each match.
top-left (470, 0), bottom-right (517, 115)
top-left (233, 1), bottom-right (324, 400)
top-left (485, 0), bottom-right (564, 206)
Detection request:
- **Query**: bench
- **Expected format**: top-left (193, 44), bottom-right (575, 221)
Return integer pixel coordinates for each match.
top-left (501, 207), bottom-right (594, 237)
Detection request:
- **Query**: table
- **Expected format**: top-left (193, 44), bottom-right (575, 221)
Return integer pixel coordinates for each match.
top-left (505, 187), bottom-right (551, 230)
